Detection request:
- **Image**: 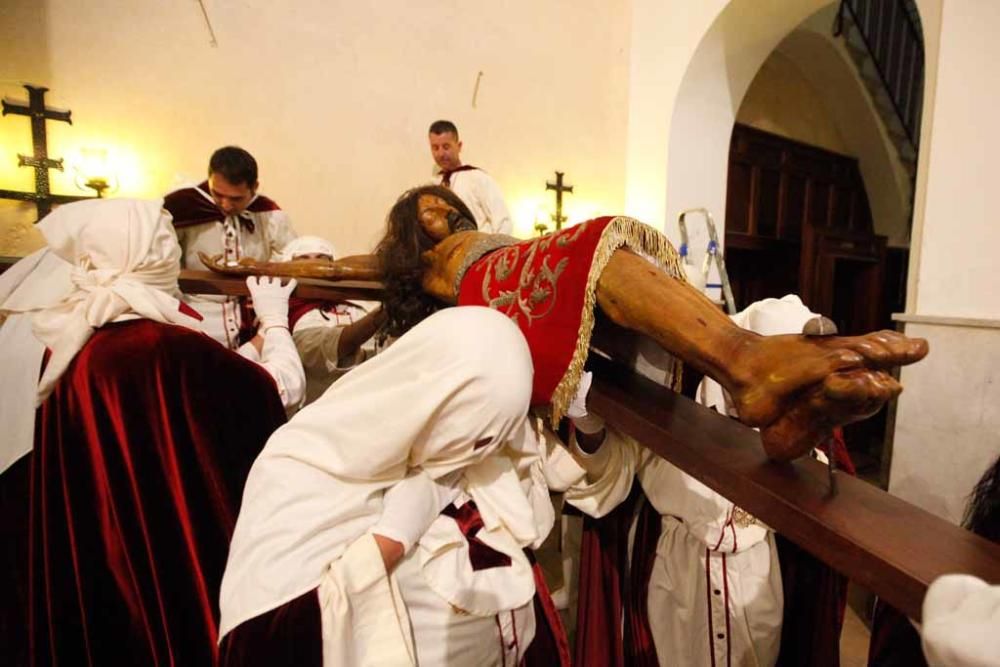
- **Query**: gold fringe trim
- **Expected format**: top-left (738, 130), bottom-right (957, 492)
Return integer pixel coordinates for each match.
top-left (548, 216), bottom-right (687, 425)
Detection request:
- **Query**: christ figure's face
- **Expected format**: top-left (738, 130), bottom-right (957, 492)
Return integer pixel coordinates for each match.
top-left (417, 194), bottom-right (460, 241)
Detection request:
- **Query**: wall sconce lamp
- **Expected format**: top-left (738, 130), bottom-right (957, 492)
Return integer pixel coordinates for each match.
top-left (74, 147), bottom-right (117, 198)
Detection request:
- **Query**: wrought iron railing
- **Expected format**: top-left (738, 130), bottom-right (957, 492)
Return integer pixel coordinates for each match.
top-left (836, 0), bottom-right (924, 150)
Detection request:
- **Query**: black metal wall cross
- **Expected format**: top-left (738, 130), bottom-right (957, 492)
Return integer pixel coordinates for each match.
top-left (545, 170), bottom-right (574, 231)
top-left (1, 84), bottom-right (91, 219)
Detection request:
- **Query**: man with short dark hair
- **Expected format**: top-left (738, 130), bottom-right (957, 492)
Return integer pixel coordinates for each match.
top-left (428, 120), bottom-right (513, 235)
top-left (164, 146), bottom-right (297, 348)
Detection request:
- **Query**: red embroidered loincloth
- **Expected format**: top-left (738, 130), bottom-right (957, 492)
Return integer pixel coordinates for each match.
top-left (457, 216), bottom-right (684, 422)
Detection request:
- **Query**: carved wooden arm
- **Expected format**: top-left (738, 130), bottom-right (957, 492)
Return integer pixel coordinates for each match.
top-left (197, 251), bottom-right (384, 281)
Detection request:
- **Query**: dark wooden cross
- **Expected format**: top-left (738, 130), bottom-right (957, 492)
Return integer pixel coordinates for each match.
top-left (545, 170), bottom-right (574, 231)
top-left (1, 84), bottom-right (90, 219)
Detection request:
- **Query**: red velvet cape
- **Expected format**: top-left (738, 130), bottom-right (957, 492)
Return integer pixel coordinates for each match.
top-left (0, 319), bottom-right (286, 666)
top-left (163, 182), bottom-right (280, 231)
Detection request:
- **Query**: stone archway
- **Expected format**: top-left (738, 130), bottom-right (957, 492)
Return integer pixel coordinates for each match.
top-left (661, 0), bottom-right (833, 246)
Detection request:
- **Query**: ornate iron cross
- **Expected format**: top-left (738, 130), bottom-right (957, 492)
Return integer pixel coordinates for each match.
top-left (545, 170), bottom-right (574, 231)
top-left (1, 84), bottom-right (90, 219)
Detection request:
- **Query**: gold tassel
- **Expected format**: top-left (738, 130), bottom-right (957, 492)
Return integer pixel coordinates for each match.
top-left (549, 217), bottom-right (686, 425)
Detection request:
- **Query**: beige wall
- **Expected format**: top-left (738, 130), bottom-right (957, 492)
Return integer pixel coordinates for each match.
top-left (0, 0), bottom-right (52, 255)
top-left (0, 0), bottom-right (631, 255)
top-left (890, 0), bottom-right (1000, 523)
top-left (622, 0), bottom-right (831, 299)
top-left (736, 50), bottom-right (849, 155)
top-left (911, 0), bottom-right (999, 319)
top-left (737, 18), bottom-right (913, 247)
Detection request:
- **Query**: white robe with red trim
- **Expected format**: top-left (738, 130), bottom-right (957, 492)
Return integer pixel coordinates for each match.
top-left (558, 296), bottom-right (825, 667)
top-left (164, 183), bottom-right (297, 348)
top-left (435, 167), bottom-right (513, 235)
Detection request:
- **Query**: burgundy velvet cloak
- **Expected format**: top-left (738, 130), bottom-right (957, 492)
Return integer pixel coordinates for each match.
top-left (1, 319), bottom-right (286, 666)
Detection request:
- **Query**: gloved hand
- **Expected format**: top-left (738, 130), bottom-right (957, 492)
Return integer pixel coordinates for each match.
top-left (566, 371), bottom-right (593, 419)
top-left (245, 276), bottom-right (297, 330)
top-left (370, 469), bottom-right (461, 554)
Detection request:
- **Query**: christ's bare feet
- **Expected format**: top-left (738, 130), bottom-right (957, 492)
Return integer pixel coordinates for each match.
top-left (728, 330), bottom-right (928, 461)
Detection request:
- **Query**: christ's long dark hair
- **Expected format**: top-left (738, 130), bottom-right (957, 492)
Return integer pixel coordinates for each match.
top-left (375, 185), bottom-right (477, 339)
top-left (963, 454), bottom-right (1000, 543)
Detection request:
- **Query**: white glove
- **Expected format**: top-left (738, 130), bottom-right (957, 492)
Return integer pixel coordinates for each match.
top-left (566, 371), bottom-right (593, 419)
top-left (370, 470), bottom-right (461, 554)
top-left (245, 276), bottom-right (297, 330)
top-left (922, 574), bottom-right (1000, 667)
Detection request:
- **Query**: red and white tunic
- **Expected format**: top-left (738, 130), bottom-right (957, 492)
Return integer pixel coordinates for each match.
top-left (435, 165), bottom-right (514, 235)
top-left (163, 182), bottom-right (297, 349)
top-left (287, 298), bottom-right (375, 405)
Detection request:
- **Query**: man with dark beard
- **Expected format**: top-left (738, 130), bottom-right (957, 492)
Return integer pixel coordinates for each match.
top-left (201, 184), bottom-right (929, 463)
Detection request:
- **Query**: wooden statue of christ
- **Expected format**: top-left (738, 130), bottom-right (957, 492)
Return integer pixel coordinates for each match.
top-left (201, 185), bottom-right (928, 462)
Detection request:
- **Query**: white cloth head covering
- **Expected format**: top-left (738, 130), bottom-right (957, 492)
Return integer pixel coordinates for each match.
top-left (1, 198), bottom-right (200, 405)
top-left (921, 573), bottom-right (1000, 667)
top-left (280, 234), bottom-right (337, 260)
top-left (220, 305), bottom-right (533, 637)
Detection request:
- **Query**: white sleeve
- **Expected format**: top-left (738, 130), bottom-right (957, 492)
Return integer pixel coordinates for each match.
top-left (260, 327), bottom-right (306, 411)
top-left (481, 175), bottom-right (513, 236)
top-left (236, 340), bottom-right (261, 362)
top-left (317, 533), bottom-right (416, 665)
top-left (292, 312), bottom-right (365, 374)
top-left (237, 328), bottom-right (306, 412)
top-left (265, 209), bottom-right (298, 258)
top-left (562, 425), bottom-right (640, 519)
top-left (537, 422), bottom-right (587, 493)
top-left (174, 226), bottom-right (193, 268)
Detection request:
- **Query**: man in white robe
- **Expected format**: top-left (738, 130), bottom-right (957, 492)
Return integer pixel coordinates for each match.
top-left (428, 120), bottom-right (513, 235)
top-left (280, 235), bottom-right (386, 404)
top-left (163, 145), bottom-right (297, 348)
top-left (220, 306), bottom-right (567, 665)
top-left (553, 295), bottom-right (826, 667)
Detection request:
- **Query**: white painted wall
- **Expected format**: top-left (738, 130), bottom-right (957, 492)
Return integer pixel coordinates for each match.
top-left (737, 49), bottom-right (851, 156)
top-left (0, 0), bottom-right (631, 255)
top-left (890, 0), bottom-right (1000, 523)
top-left (910, 0), bottom-right (1000, 319)
top-left (776, 16), bottom-right (914, 248)
top-left (892, 319), bottom-right (1000, 523)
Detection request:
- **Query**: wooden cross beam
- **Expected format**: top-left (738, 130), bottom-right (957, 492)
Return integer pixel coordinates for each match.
top-left (545, 171), bottom-right (574, 231)
top-left (178, 270), bottom-right (385, 302)
top-left (1, 84), bottom-right (90, 219)
top-left (586, 351), bottom-right (1000, 622)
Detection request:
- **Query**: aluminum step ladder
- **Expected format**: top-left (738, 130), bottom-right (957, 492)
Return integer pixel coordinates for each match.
top-left (677, 207), bottom-right (736, 315)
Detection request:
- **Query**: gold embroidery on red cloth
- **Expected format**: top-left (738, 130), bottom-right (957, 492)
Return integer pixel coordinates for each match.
top-left (478, 221), bottom-right (592, 326)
